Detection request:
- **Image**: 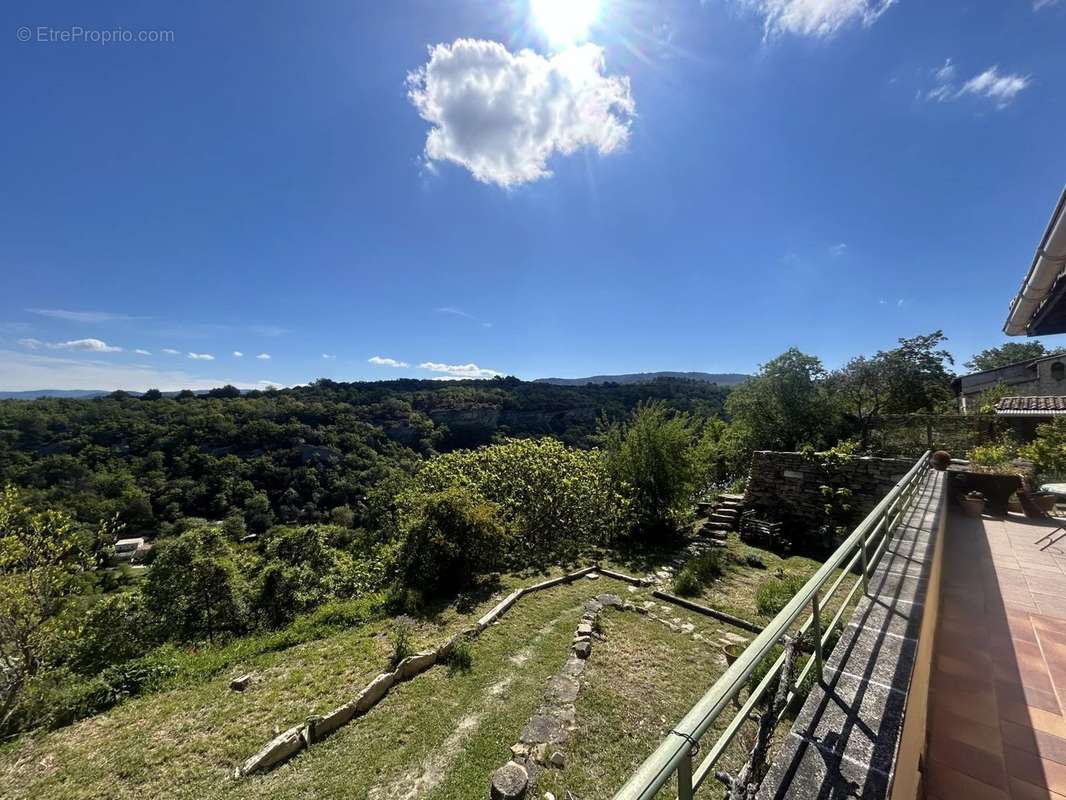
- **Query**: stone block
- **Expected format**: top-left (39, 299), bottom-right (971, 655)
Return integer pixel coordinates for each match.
top-left (354, 671), bottom-right (395, 713)
top-left (491, 761), bottom-right (529, 799)
top-left (230, 673), bottom-right (253, 692)
top-left (395, 650), bottom-right (437, 681)
top-left (237, 724), bottom-right (304, 775)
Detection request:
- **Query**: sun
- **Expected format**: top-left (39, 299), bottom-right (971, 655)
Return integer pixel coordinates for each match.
top-left (530, 0), bottom-right (601, 47)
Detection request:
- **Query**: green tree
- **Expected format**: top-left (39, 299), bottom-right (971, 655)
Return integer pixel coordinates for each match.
top-left (601, 401), bottom-right (704, 535)
top-left (829, 355), bottom-right (891, 449)
top-left (0, 487), bottom-right (94, 732)
top-left (725, 348), bottom-right (837, 452)
top-left (397, 486), bottom-right (507, 596)
top-left (879, 331), bottom-right (955, 413)
top-left (964, 341), bottom-right (1062, 372)
top-left (142, 524), bottom-right (249, 641)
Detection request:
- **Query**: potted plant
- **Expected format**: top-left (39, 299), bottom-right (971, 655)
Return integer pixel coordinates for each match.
top-left (960, 491), bottom-right (987, 517)
top-left (954, 441), bottom-right (1026, 516)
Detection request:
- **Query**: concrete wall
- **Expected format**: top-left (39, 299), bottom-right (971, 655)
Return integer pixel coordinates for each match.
top-left (744, 451), bottom-right (914, 533)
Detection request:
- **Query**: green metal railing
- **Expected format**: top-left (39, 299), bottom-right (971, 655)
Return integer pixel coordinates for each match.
top-left (612, 451), bottom-right (932, 800)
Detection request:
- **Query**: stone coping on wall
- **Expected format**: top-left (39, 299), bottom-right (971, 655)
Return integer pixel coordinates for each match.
top-left (756, 469), bottom-right (945, 800)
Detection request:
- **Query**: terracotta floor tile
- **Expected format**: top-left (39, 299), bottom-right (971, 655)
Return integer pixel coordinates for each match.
top-left (1001, 705), bottom-right (1066, 740)
top-left (926, 760), bottom-right (1010, 800)
top-left (931, 736), bottom-right (1009, 789)
top-left (1034, 616), bottom-right (1066, 637)
top-left (932, 707), bottom-right (1004, 756)
top-left (997, 680), bottom-right (1063, 715)
top-left (1005, 746), bottom-right (1066, 795)
top-left (940, 652), bottom-right (994, 682)
top-left (1008, 776), bottom-right (1066, 800)
top-left (1001, 721), bottom-right (1066, 767)
top-left (938, 682), bottom-right (1001, 728)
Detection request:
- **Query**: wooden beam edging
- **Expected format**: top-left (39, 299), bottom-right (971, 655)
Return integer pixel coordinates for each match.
top-left (235, 562), bottom-right (652, 777)
top-left (652, 590), bottom-right (764, 635)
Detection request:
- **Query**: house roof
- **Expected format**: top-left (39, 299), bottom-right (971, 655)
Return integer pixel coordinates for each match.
top-left (995, 396), bottom-right (1066, 416)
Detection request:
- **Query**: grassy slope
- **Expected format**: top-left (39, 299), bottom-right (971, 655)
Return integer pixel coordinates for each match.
top-left (0, 538), bottom-right (833, 800)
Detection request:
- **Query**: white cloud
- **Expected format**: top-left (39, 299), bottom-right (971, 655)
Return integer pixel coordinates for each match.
top-left (368, 355), bottom-right (409, 368)
top-left (233, 351), bottom-right (244, 357)
top-left (256, 353), bottom-right (271, 360)
top-left (828, 243), bottom-right (847, 257)
top-left (25, 308), bottom-right (143, 323)
top-left (0, 349), bottom-right (270, 393)
top-left (135, 348), bottom-right (152, 356)
top-left (958, 66), bottom-right (1030, 107)
top-left (407, 39), bottom-right (634, 188)
top-left (924, 61), bottom-right (1030, 108)
top-left (419, 361), bottom-right (502, 379)
top-left (162, 348), bottom-right (181, 355)
top-left (322, 353), bottom-right (336, 360)
top-left (188, 352), bottom-right (214, 361)
top-left (18, 337), bottom-right (122, 353)
top-left (743, 0), bottom-right (896, 38)
top-left (1034, 0), bottom-right (1060, 10)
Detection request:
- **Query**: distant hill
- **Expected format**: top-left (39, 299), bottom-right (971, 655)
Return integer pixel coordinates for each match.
top-left (0, 389), bottom-right (111, 400)
top-left (534, 371), bottom-right (750, 387)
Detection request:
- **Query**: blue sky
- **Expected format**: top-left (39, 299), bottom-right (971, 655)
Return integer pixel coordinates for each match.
top-left (2, 0), bottom-right (1065, 391)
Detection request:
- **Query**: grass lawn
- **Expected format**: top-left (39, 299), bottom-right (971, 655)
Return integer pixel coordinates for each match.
top-left (0, 539), bottom-right (824, 800)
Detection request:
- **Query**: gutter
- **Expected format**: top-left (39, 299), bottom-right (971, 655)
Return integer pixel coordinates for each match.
top-left (1004, 187), bottom-right (1066, 336)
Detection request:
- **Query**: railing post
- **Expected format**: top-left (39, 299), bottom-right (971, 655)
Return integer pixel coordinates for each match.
top-left (811, 591), bottom-right (823, 682)
top-left (859, 532), bottom-right (870, 595)
top-left (677, 744), bottom-right (694, 800)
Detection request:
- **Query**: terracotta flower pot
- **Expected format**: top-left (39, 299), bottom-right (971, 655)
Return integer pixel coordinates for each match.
top-left (723, 643), bottom-right (746, 665)
top-left (961, 496), bottom-right (986, 517)
top-left (931, 451), bottom-right (952, 471)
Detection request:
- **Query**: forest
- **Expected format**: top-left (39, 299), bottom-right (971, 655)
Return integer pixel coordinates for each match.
top-left (0, 332), bottom-right (1036, 739)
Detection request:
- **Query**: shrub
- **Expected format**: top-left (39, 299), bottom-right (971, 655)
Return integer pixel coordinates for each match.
top-left (441, 638), bottom-right (473, 673)
top-left (389, 619), bottom-right (414, 668)
top-left (397, 486), bottom-right (508, 596)
top-left (409, 438), bottom-right (624, 564)
top-left (755, 573), bottom-right (807, 617)
top-left (601, 401), bottom-right (704, 536)
top-left (1020, 418), bottom-right (1066, 480)
top-left (672, 548), bottom-right (731, 597)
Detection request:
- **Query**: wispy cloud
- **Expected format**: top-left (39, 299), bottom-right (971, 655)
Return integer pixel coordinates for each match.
top-left (419, 361), bottom-right (502, 379)
top-left (233, 351), bottom-right (243, 357)
top-left (1034, 0), bottom-right (1061, 10)
top-left (255, 353), bottom-right (271, 360)
top-left (958, 66), bottom-right (1031, 107)
top-left (26, 308), bottom-right (145, 323)
top-left (828, 243), bottom-right (847, 257)
top-left (135, 349), bottom-right (152, 356)
top-left (321, 353), bottom-right (336, 360)
top-left (162, 348), bottom-right (181, 355)
top-left (436, 306), bottom-right (493, 328)
top-left (742, 0), bottom-right (896, 39)
top-left (924, 60), bottom-right (1030, 108)
top-left (188, 352), bottom-right (214, 361)
top-left (18, 337), bottom-right (123, 353)
top-left (368, 355), bottom-right (409, 368)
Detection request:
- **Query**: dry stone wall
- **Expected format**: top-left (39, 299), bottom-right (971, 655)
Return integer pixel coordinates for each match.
top-left (744, 451), bottom-right (913, 533)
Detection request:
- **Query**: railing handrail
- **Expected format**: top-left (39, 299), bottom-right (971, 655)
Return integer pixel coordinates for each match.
top-left (612, 450), bottom-right (932, 800)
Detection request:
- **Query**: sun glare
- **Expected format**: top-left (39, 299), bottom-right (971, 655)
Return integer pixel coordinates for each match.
top-left (530, 0), bottom-right (601, 47)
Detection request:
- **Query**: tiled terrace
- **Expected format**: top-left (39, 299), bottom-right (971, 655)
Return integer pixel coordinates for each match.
top-left (929, 510), bottom-right (1066, 800)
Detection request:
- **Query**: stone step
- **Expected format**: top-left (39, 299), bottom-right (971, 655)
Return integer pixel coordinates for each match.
top-left (700, 521), bottom-right (733, 531)
top-left (718, 500), bottom-right (744, 509)
top-left (719, 493), bottom-right (745, 502)
top-left (708, 512), bottom-right (737, 523)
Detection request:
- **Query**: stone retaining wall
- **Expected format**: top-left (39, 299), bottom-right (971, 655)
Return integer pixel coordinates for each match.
top-left (744, 451), bottom-right (914, 533)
